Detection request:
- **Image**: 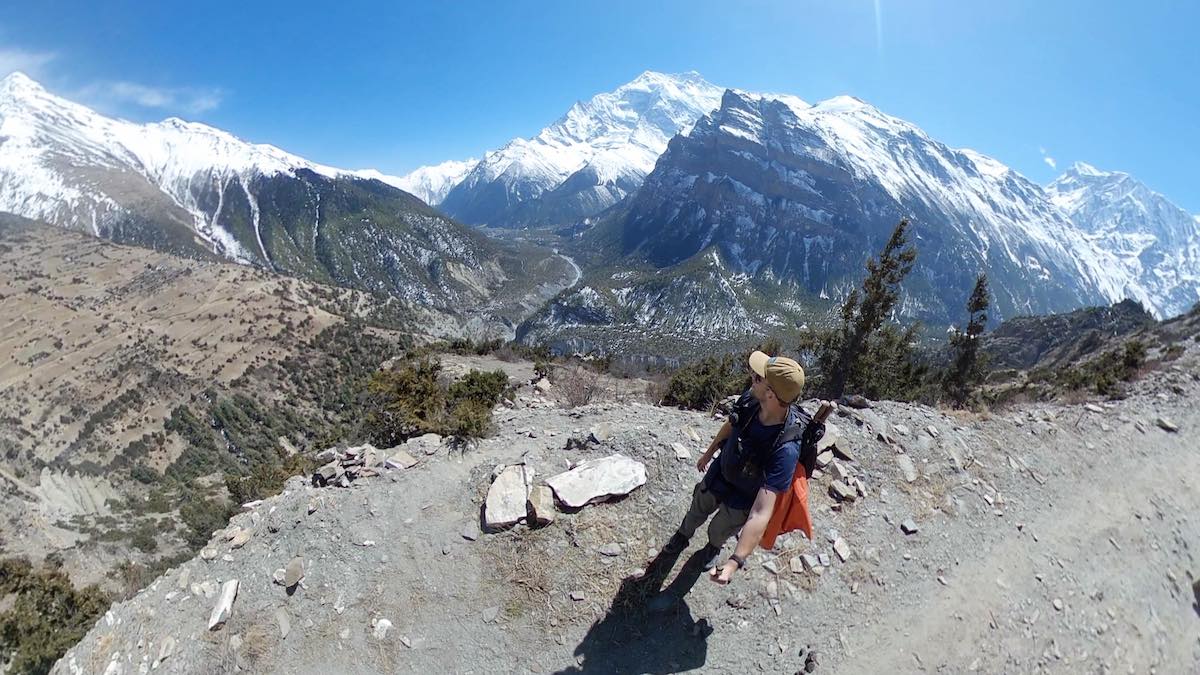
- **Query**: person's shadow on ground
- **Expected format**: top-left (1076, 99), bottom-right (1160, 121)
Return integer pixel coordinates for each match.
top-left (555, 546), bottom-right (716, 674)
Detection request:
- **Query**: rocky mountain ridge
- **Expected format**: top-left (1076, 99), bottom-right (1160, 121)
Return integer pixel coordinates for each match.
top-left (0, 72), bottom-right (573, 315)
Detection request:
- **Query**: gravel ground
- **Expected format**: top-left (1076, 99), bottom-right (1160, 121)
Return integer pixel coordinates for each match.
top-left (54, 356), bottom-right (1200, 674)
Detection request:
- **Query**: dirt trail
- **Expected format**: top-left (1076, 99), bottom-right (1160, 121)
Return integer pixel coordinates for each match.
top-left (839, 413), bottom-right (1199, 673)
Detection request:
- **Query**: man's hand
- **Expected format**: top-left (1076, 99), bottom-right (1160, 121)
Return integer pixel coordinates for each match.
top-left (709, 559), bottom-right (738, 585)
top-left (696, 451), bottom-right (713, 473)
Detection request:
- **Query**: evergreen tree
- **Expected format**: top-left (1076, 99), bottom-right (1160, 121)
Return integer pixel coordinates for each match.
top-left (943, 273), bottom-right (990, 407)
top-left (825, 219), bottom-right (918, 398)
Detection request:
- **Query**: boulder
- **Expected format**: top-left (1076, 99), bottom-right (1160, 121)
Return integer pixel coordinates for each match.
top-left (385, 449), bottom-right (419, 470)
top-left (527, 485), bottom-right (556, 525)
top-left (545, 455), bottom-right (647, 508)
top-left (485, 465), bottom-right (535, 529)
top-left (839, 394), bottom-right (871, 409)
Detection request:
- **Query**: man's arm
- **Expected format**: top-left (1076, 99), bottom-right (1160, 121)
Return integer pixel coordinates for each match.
top-left (709, 487), bottom-right (778, 584)
top-left (696, 419), bottom-right (733, 472)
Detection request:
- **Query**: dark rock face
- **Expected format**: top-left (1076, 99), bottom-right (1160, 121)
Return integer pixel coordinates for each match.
top-left (982, 299), bottom-right (1157, 371)
top-left (612, 90), bottom-right (1108, 328)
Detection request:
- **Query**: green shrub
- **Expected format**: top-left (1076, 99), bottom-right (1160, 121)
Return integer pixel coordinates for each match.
top-left (363, 358), bottom-right (446, 447)
top-left (179, 495), bottom-right (235, 550)
top-left (448, 369), bottom-right (510, 409)
top-left (0, 557), bottom-right (110, 675)
top-left (662, 353), bottom-right (748, 411)
top-left (444, 399), bottom-right (494, 438)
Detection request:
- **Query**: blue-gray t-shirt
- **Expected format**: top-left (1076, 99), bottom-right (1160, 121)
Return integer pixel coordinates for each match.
top-left (704, 413), bottom-right (800, 511)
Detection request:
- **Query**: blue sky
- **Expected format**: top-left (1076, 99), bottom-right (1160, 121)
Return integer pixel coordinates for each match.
top-left (2, 1), bottom-right (1197, 211)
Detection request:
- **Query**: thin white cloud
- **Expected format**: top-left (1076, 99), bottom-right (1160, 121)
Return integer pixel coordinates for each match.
top-left (79, 80), bottom-right (224, 115)
top-left (0, 46), bottom-right (57, 79)
top-left (1039, 146), bottom-right (1057, 170)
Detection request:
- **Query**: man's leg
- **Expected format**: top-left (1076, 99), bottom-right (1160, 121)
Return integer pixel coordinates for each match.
top-left (673, 481), bottom-right (720, 546)
top-left (705, 504), bottom-right (750, 550)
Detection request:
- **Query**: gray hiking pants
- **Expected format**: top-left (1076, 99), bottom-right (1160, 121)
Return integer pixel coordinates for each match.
top-left (677, 480), bottom-right (750, 549)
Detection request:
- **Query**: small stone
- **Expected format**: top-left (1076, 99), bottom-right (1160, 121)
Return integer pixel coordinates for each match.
top-left (900, 519), bottom-right (919, 535)
top-left (461, 524), bottom-right (480, 541)
top-left (153, 636), bottom-right (175, 668)
top-left (598, 543), bottom-right (622, 557)
top-left (763, 560), bottom-right (781, 575)
top-left (893, 423), bottom-right (911, 436)
top-left (272, 568), bottom-right (286, 585)
top-left (275, 608), bottom-right (290, 638)
top-left (832, 538), bottom-right (851, 563)
top-left (815, 451), bottom-right (834, 469)
top-left (800, 554), bottom-right (820, 572)
top-left (1085, 403), bottom-right (1104, 414)
top-left (284, 557), bottom-right (304, 588)
top-left (588, 424), bottom-right (613, 443)
top-left (817, 553), bottom-right (831, 567)
top-left (671, 442), bottom-right (690, 460)
top-left (1155, 417), bottom-right (1179, 432)
top-left (570, 591), bottom-right (586, 601)
top-left (937, 575), bottom-right (948, 586)
top-left (829, 480), bottom-right (857, 502)
top-left (896, 455), bottom-right (919, 483)
top-left (373, 618), bottom-right (393, 640)
top-left (200, 548), bottom-right (217, 561)
top-left (1053, 598), bottom-right (1064, 611)
top-left (535, 378), bottom-right (552, 393)
top-left (207, 579), bottom-right (239, 631)
top-left (829, 460), bottom-right (852, 483)
top-left (221, 554), bottom-right (235, 563)
top-left (925, 425), bottom-right (939, 438)
top-left (790, 558), bottom-right (805, 574)
top-left (482, 606), bottom-right (500, 623)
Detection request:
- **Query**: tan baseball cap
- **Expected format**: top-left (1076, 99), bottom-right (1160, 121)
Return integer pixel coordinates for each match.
top-left (748, 350), bottom-right (805, 404)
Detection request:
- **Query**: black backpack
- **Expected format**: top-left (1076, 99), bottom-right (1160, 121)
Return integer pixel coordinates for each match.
top-left (722, 390), bottom-right (824, 490)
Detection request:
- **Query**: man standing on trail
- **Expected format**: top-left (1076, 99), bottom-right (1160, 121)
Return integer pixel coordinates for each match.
top-left (662, 350), bottom-right (822, 584)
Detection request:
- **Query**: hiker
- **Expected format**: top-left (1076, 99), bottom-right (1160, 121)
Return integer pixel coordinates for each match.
top-left (662, 350), bottom-right (825, 584)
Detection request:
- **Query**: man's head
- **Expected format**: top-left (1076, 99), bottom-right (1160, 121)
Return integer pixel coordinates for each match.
top-left (748, 350), bottom-right (805, 411)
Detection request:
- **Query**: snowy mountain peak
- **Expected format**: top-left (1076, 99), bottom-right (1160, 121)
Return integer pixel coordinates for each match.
top-left (435, 71), bottom-right (725, 224)
top-left (389, 158), bottom-right (479, 206)
top-left (1068, 161), bottom-right (1119, 178)
top-left (1047, 163), bottom-right (1200, 317)
top-left (0, 71), bottom-right (44, 97)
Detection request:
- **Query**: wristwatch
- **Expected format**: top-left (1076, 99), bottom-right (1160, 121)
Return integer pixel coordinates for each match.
top-left (729, 554), bottom-right (746, 569)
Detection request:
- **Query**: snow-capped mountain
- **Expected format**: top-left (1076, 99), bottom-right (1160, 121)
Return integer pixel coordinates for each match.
top-left (1047, 162), bottom-right (1200, 317)
top-left (385, 158), bottom-right (477, 206)
top-left (431, 71), bottom-right (724, 227)
top-left (0, 71), bottom-right (569, 315)
top-left (521, 89), bottom-right (1121, 352)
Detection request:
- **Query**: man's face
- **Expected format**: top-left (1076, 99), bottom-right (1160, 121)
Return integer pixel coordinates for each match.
top-left (750, 370), bottom-right (769, 404)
